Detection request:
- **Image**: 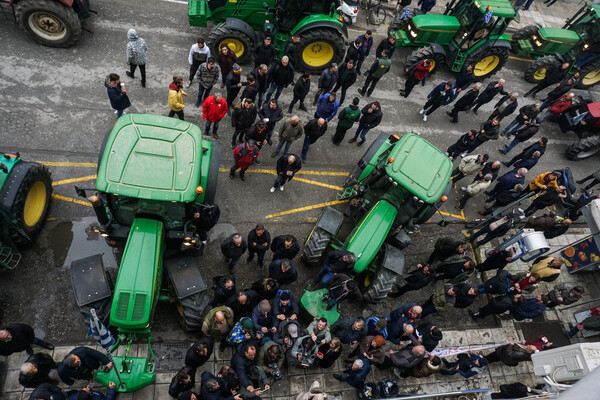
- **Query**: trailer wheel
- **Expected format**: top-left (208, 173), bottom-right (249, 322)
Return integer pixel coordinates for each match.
top-left (295, 28), bottom-right (346, 74)
top-left (577, 63), bottom-right (600, 89)
top-left (565, 135), bottom-right (600, 160)
top-left (524, 55), bottom-right (559, 83)
top-left (364, 268), bottom-right (398, 303)
top-left (175, 291), bottom-right (212, 332)
top-left (15, 0), bottom-right (81, 47)
top-left (468, 46), bottom-right (509, 81)
top-left (404, 46), bottom-right (445, 76)
top-left (301, 226), bottom-right (333, 264)
top-left (208, 23), bottom-right (254, 64)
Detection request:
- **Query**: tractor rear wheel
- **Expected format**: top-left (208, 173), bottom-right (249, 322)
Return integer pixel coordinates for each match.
top-left (388, 8), bottom-right (422, 34)
top-left (175, 291), bottom-right (212, 332)
top-left (511, 25), bottom-right (538, 41)
top-left (302, 226), bottom-right (333, 264)
top-left (404, 46), bottom-right (445, 76)
top-left (468, 46), bottom-right (509, 81)
top-left (364, 268), bottom-right (398, 303)
top-left (208, 23), bottom-right (254, 64)
top-left (15, 0), bottom-right (81, 47)
top-left (565, 134), bottom-right (600, 160)
top-left (577, 63), bottom-right (600, 89)
top-left (524, 55), bottom-right (559, 83)
top-left (295, 28), bottom-right (345, 74)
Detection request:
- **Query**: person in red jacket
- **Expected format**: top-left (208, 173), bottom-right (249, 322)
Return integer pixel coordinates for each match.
top-left (230, 139), bottom-right (260, 181)
top-left (538, 92), bottom-right (574, 123)
top-left (400, 59), bottom-right (430, 98)
top-left (202, 93), bottom-right (228, 139)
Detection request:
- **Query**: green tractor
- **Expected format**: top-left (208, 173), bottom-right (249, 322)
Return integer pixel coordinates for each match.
top-left (0, 153), bottom-right (52, 270)
top-left (70, 114), bottom-right (221, 392)
top-left (388, 0), bottom-right (517, 80)
top-left (300, 133), bottom-right (452, 322)
top-left (511, 4), bottom-right (600, 89)
top-left (188, 0), bottom-right (347, 73)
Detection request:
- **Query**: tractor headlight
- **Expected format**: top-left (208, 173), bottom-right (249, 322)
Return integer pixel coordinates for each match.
top-left (408, 24), bottom-right (418, 38)
top-left (584, 43), bottom-right (590, 50)
top-left (532, 35), bottom-right (542, 47)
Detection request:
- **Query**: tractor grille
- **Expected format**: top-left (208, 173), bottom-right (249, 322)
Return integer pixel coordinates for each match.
top-left (116, 292), bottom-right (130, 320)
top-left (132, 293), bottom-right (147, 321)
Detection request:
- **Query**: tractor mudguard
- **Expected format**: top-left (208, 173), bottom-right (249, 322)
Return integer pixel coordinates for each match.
top-left (430, 42), bottom-right (447, 61)
top-left (315, 206), bottom-right (344, 235)
top-left (468, 39), bottom-right (511, 57)
top-left (165, 255), bottom-right (207, 299)
top-left (0, 160), bottom-right (33, 210)
top-left (294, 20), bottom-right (348, 38)
top-left (225, 17), bottom-right (258, 47)
top-left (381, 243), bottom-right (405, 275)
top-left (70, 254), bottom-right (112, 321)
top-left (201, 136), bottom-right (222, 204)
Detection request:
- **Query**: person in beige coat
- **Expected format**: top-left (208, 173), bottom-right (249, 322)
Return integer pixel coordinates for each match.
top-left (271, 116), bottom-right (304, 157)
top-left (296, 380), bottom-right (326, 400)
top-left (451, 154), bottom-right (489, 184)
top-left (458, 174), bottom-right (492, 210)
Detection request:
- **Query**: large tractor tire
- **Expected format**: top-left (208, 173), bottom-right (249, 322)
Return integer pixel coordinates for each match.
top-left (175, 291), bottom-right (212, 332)
top-left (388, 8), bottom-right (422, 34)
top-left (208, 23), bottom-right (254, 64)
top-left (343, 132), bottom-right (389, 187)
top-left (511, 25), bottom-right (538, 42)
top-left (468, 46), bottom-right (509, 81)
top-left (302, 227), bottom-right (333, 264)
top-left (15, 0), bottom-right (81, 48)
top-left (565, 135), bottom-right (600, 160)
top-left (0, 162), bottom-right (52, 246)
top-left (576, 63), bottom-right (600, 89)
top-left (524, 55), bottom-right (559, 83)
top-left (294, 28), bottom-right (346, 74)
top-left (364, 268), bottom-right (398, 303)
top-left (404, 46), bottom-right (445, 77)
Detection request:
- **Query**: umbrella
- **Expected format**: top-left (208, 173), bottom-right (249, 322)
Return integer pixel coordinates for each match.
top-left (87, 308), bottom-right (123, 388)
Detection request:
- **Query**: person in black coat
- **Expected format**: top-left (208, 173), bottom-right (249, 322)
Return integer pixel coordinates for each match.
top-left (480, 183), bottom-right (524, 216)
top-left (225, 64), bottom-right (243, 110)
top-left (254, 37), bottom-right (276, 67)
top-left (524, 62), bottom-right (569, 98)
top-left (470, 294), bottom-right (525, 319)
top-left (240, 74), bottom-right (258, 103)
top-left (252, 64), bottom-right (269, 107)
top-left (375, 35), bottom-right (396, 59)
top-left (226, 290), bottom-right (259, 321)
top-left (544, 219), bottom-right (572, 239)
top-left (301, 118), bottom-right (328, 160)
top-left (446, 130), bottom-right (478, 159)
top-left (469, 79), bottom-right (510, 115)
top-left (447, 83), bottom-right (480, 123)
top-left (332, 60), bottom-right (358, 105)
top-left (168, 366), bottom-right (195, 399)
top-left (231, 343), bottom-right (259, 389)
top-left (270, 154), bottom-right (302, 192)
top-left (288, 73), bottom-right (311, 113)
top-left (258, 99), bottom-right (284, 145)
top-left (539, 76), bottom-right (576, 111)
top-left (231, 99), bottom-right (258, 147)
top-left (315, 250), bottom-right (357, 284)
top-left (317, 339), bottom-right (342, 369)
top-left (524, 186), bottom-right (566, 216)
top-left (19, 353), bottom-right (58, 388)
top-left (265, 57), bottom-right (295, 104)
top-left (452, 64), bottom-right (475, 94)
top-left (220, 233), bottom-right (248, 273)
top-left (185, 337), bottom-right (214, 370)
top-left (247, 224), bottom-right (271, 270)
top-left (477, 161), bottom-right (501, 183)
top-left (389, 263), bottom-right (436, 298)
top-left (420, 81), bottom-right (453, 121)
top-left (284, 34), bottom-right (300, 61)
top-left (500, 119), bottom-right (540, 155)
top-left (270, 235), bottom-right (300, 260)
top-left (477, 250), bottom-right (512, 271)
top-left (416, 323), bottom-right (443, 352)
top-left (0, 323), bottom-right (54, 356)
top-left (503, 103), bottom-right (541, 136)
top-left (427, 237), bottom-right (468, 264)
top-left (212, 275), bottom-right (236, 306)
top-left (485, 169), bottom-right (527, 201)
top-left (435, 257), bottom-right (476, 281)
top-left (487, 94), bottom-right (519, 122)
top-left (29, 383), bottom-right (66, 400)
top-left (268, 259), bottom-right (298, 285)
top-left (345, 38), bottom-right (362, 63)
top-left (58, 347), bottom-right (112, 385)
top-left (349, 101), bottom-right (383, 145)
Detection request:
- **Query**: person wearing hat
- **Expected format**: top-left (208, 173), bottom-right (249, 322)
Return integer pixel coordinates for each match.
top-left (274, 319), bottom-right (300, 349)
top-left (252, 300), bottom-right (278, 334)
top-left (226, 317), bottom-right (263, 347)
top-left (202, 92), bottom-right (228, 139)
top-left (314, 250), bottom-right (357, 285)
top-left (324, 274), bottom-right (362, 310)
top-left (68, 381), bottom-right (117, 400)
top-left (450, 153), bottom-right (488, 184)
top-left (487, 93), bottom-right (519, 123)
top-left (258, 98), bottom-right (284, 145)
top-left (500, 118), bottom-right (541, 155)
top-left (390, 263), bottom-right (436, 299)
top-left (254, 37), bottom-right (276, 68)
top-left (365, 317), bottom-right (388, 339)
top-left (272, 290), bottom-right (299, 321)
top-left (418, 81), bottom-right (453, 122)
top-left (225, 64), bottom-right (243, 113)
top-left (230, 139), bottom-right (260, 181)
top-left (440, 351), bottom-right (488, 378)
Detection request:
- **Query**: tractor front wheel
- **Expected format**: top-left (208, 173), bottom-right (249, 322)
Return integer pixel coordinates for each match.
top-left (295, 28), bottom-right (345, 74)
top-left (404, 46), bottom-right (446, 77)
top-left (175, 291), bottom-right (212, 332)
top-left (302, 226), bottom-right (333, 264)
top-left (15, 0), bottom-right (81, 47)
top-left (208, 23), bottom-right (254, 64)
top-left (364, 268), bottom-right (398, 303)
top-left (565, 135), bottom-right (600, 160)
top-left (468, 46), bottom-right (509, 81)
top-left (524, 55), bottom-right (559, 83)
top-left (511, 25), bottom-right (538, 42)
top-left (577, 63), bottom-right (600, 89)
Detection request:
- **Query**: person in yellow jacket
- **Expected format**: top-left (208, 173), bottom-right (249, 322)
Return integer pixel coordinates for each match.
top-left (523, 172), bottom-right (558, 195)
top-left (529, 256), bottom-right (563, 283)
top-left (168, 76), bottom-right (189, 120)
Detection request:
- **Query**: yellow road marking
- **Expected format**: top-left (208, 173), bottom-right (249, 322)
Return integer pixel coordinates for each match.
top-left (52, 194), bottom-right (92, 207)
top-left (38, 161), bottom-right (97, 167)
top-left (265, 200), bottom-right (349, 219)
top-left (509, 55), bottom-right (533, 63)
top-left (218, 167), bottom-right (347, 176)
top-left (52, 175), bottom-right (97, 186)
top-left (439, 211), bottom-right (467, 220)
top-left (293, 177), bottom-right (343, 191)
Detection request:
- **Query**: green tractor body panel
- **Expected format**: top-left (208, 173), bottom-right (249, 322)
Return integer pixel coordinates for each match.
top-left (405, 15), bottom-right (461, 46)
top-left (299, 288), bottom-right (341, 324)
top-left (539, 27), bottom-right (580, 45)
top-left (95, 356), bottom-right (156, 392)
top-left (188, 0), bottom-right (211, 27)
top-left (474, 0), bottom-right (516, 17)
top-left (0, 155), bottom-right (21, 190)
top-left (189, 0), bottom-right (267, 30)
top-left (515, 27), bottom-right (580, 57)
top-left (345, 200), bottom-right (398, 274)
top-left (290, 13), bottom-right (345, 35)
top-left (109, 218), bottom-right (164, 332)
top-left (96, 114), bottom-right (209, 203)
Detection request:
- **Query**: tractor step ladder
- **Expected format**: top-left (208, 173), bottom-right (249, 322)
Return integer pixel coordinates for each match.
top-left (451, 50), bottom-right (468, 72)
top-left (0, 243), bottom-right (20, 270)
top-left (337, 186), bottom-right (356, 200)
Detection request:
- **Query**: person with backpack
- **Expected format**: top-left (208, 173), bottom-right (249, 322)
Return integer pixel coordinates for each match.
top-left (229, 140), bottom-right (260, 182)
top-left (332, 97), bottom-right (361, 144)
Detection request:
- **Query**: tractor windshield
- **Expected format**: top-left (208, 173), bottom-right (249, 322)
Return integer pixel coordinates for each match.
top-left (453, 1), bottom-right (496, 48)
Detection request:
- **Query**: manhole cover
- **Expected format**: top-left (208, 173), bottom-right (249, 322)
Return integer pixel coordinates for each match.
top-left (152, 342), bottom-right (190, 371)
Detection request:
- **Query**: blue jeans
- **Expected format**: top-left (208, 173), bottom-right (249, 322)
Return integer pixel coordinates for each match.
top-left (275, 139), bottom-right (292, 155)
top-left (354, 127), bottom-right (370, 142)
top-left (301, 136), bottom-right (316, 160)
top-left (315, 265), bottom-right (334, 284)
top-left (258, 91), bottom-right (265, 108)
top-left (501, 137), bottom-right (521, 154)
top-left (205, 120), bottom-right (219, 134)
top-left (196, 85), bottom-right (212, 106)
top-left (273, 174), bottom-right (291, 189)
top-left (116, 109), bottom-right (124, 118)
top-left (477, 283), bottom-right (487, 294)
top-left (227, 256), bottom-right (241, 267)
top-left (503, 119), bottom-right (523, 135)
top-left (265, 83), bottom-right (284, 103)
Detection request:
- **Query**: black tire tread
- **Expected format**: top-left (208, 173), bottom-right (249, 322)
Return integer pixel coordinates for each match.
top-left (365, 268), bottom-right (398, 303)
top-left (178, 291), bottom-right (211, 332)
top-left (576, 63), bottom-right (600, 89)
top-left (207, 23), bottom-right (255, 64)
top-left (404, 46), bottom-right (444, 77)
top-left (524, 55), bottom-right (559, 83)
top-left (301, 227), bottom-right (332, 264)
top-left (511, 25), bottom-right (538, 42)
top-left (15, 0), bottom-right (81, 48)
top-left (565, 135), bottom-right (600, 160)
top-left (294, 28), bottom-right (346, 74)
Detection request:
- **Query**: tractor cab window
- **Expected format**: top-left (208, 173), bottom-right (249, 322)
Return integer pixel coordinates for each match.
top-left (454, 3), bottom-right (495, 49)
top-left (278, 0), bottom-right (308, 30)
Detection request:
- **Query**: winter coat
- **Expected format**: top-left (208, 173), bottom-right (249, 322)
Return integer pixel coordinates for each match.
top-left (436, 255), bottom-right (470, 280)
top-left (273, 319), bottom-right (301, 348)
top-left (254, 43), bottom-right (276, 67)
top-left (533, 189), bottom-right (565, 208)
top-left (516, 104), bottom-right (540, 124)
top-left (427, 82), bottom-right (453, 105)
top-left (29, 383), bottom-right (66, 400)
top-left (185, 337), bottom-right (214, 368)
top-left (231, 351), bottom-right (257, 388)
top-left (358, 104), bottom-right (383, 129)
top-left (479, 250), bottom-right (511, 271)
top-left (513, 156), bottom-right (539, 172)
top-left (514, 124), bottom-right (540, 142)
top-left (549, 283), bottom-right (582, 305)
top-left (418, 0), bottom-right (436, 12)
top-left (19, 353), bottom-right (56, 388)
top-left (248, 228), bottom-right (271, 255)
top-left (318, 68), bottom-right (338, 90)
top-left (492, 95), bottom-right (518, 118)
top-left (453, 89), bottom-right (479, 111)
top-left (432, 284), bottom-right (457, 313)
top-left (357, 336), bottom-right (386, 364)
top-left (251, 305), bottom-right (278, 331)
top-left (284, 40), bottom-right (298, 61)
top-left (188, 43), bottom-right (211, 65)
top-left (217, 49), bottom-right (237, 79)
top-left (227, 291), bottom-right (259, 321)
top-left (275, 155), bottom-right (302, 180)
top-left (408, 60), bottom-right (431, 82)
top-left (257, 340), bottom-right (284, 372)
top-left (253, 67), bottom-right (269, 92)
top-left (366, 57), bottom-right (391, 79)
top-left (375, 38), bottom-right (396, 58)
top-left (510, 298), bottom-right (546, 321)
top-left (357, 34), bottom-right (374, 56)
top-left (259, 104), bottom-right (284, 130)
top-left (200, 372), bottom-right (231, 400)
top-left (345, 42), bottom-right (362, 62)
top-left (304, 320), bottom-right (332, 343)
top-left (104, 76), bottom-right (131, 111)
top-left (277, 120), bottom-right (303, 143)
top-left (317, 343), bottom-right (342, 368)
top-left (390, 347), bottom-right (425, 369)
top-left (545, 83), bottom-right (571, 101)
top-left (545, 222), bottom-right (570, 239)
top-left (168, 366), bottom-right (195, 398)
top-left (245, 124), bottom-right (268, 145)
top-left (416, 322), bottom-right (441, 352)
top-left (226, 317), bottom-right (259, 346)
top-left (476, 81), bottom-right (508, 105)
top-left (482, 270), bottom-right (512, 295)
top-left (337, 105), bottom-right (361, 129)
top-left (58, 347), bottom-right (110, 385)
top-left (315, 94), bottom-right (339, 121)
top-left (493, 172), bottom-right (525, 193)
top-left (528, 172), bottom-right (558, 191)
top-left (431, 237), bottom-right (466, 261)
top-left (493, 344), bottom-right (532, 366)
top-left (231, 103), bottom-right (257, 129)
top-left (455, 66), bottom-right (475, 91)
top-left (519, 142), bottom-right (547, 160)
top-left (341, 358), bottom-right (371, 388)
top-left (466, 179), bottom-right (491, 196)
top-left (366, 317), bottom-right (388, 339)
top-left (289, 335), bottom-right (319, 367)
top-left (0, 323), bottom-right (35, 356)
top-left (68, 390), bottom-right (115, 400)
top-left (548, 95), bottom-right (573, 114)
top-left (336, 63), bottom-right (358, 88)
top-left (542, 63), bottom-right (568, 84)
top-left (408, 358), bottom-right (441, 378)
top-left (225, 70), bottom-right (242, 97)
top-left (478, 162), bottom-right (500, 182)
top-left (268, 61), bottom-right (294, 86)
top-left (197, 62), bottom-right (220, 89)
top-left (478, 120), bottom-right (500, 142)
top-left (220, 233), bottom-right (248, 258)
top-left (270, 235), bottom-right (300, 260)
top-left (241, 82), bottom-right (258, 102)
top-left (402, 265), bottom-right (436, 288)
top-left (304, 118), bottom-right (328, 141)
top-left (455, 353), bottom-right (487, 378)
top-left (526, 215), bottom-right (556, 231)
top-left (486, 294), bottom-right (516, 315)
top-left (582, 316), bottom-right (600, 331)
top-left (272, 290), bottom-right (299, 318)
top-left (203, 306), bottom-right (234, 341)
top-left (458, 155), bottom-right (485, 175)
top-left (126, 29), bottom-right (147, 65)
top-left (331, 317), bottom-right (367, 344)
top-left (293, 76), bottom-right (311, 98)
top-left (168, 82), bottom-right (186, 112)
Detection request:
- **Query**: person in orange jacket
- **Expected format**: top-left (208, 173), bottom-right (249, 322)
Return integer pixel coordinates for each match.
top-left (202, 93), bottom-right (228, 139)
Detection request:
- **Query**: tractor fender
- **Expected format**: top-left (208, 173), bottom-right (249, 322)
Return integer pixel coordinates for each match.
top-left (315, 206), bottom-right (344, 235)
top-left (381, 243), bottom-right (405, 275)
top-left (469, 39), bottom-right (511, 58)
top-left (0, 160), bottom-right (33, 211)
top-left (225, 17), bottom-right (258, 46)
top-left (294, 20), bottom-right (348, 38)
top-left (201, 136), bottom-right (222, 204)
top-left (429, 42), bottom-right (447, 60)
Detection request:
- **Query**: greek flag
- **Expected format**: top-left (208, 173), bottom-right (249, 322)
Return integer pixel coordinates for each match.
top-left (484, 9), bottom-right (493, 23)
top-left (401, 7), bottom-right (410, 19)
top-left (87, 308), bottom-right (115, 350)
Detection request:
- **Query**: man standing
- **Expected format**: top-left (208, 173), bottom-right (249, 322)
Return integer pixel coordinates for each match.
top-left (470, 294), bottom-right (525, 320)
top-left (220, 233), bottom-right (248, 274)
top-left (356, 30), bottom-right (374, 74)
top-left (332, 60), bottom-right (358, 105)
top-left (537, 92), bottom-right (575, 123)
top-left (259, 99), bottom-right (284, 145)
top-left (452, 64), bottom-right (475, 95)
top-left (358, 50), bottom-right (391, 97)
top-left (125, 28), bottom-right (147, 88)
top-left (349, 101), bottom-right (382, 145)
top-left (314, 93), bottom-right (339, 122)
top-left (446, 130), bottom-right (478, 159)
top-left (539, 77), bottom-right (576, 111)
top-left (333, 97), bottom-right (361, 144)
top-left (254, 37), bottom-right (276, 68)
top-left (500, 118), bottom-right (540, 155)
top-left (419, 81), bottom-right (453, 122)
top-left (270, 154), bottom-right (302, 193)
top-left (225, 64), bottom-right (243, 111)
top-left (284, 34), bottom-right (301, 61)
top-left (523, 186), bottom-right (566, 216)
top-left (195, 57), bottom-right (220, 106)
top-left (524, 62), bottom-right (570, 98)
top-left (390, 263), bottom-right (436, 298)
top-left (470, 118), bottom-right (501, 152)
top-left (314, 63), bottom-right (339, 105)
top-left (333, 358), bottom-right (371, 388)
top-left (168, 76), bottom-right (189, 120)
top-left (188, 37), bottom-right (211, 87)
top-left (231, 98), bottom-right (258, 148)
top-left (345, 38), bottom-right (362, 64)
top-left (230, 139), bottom-right (260, 181)
top-left (401, 59), bottom-right (431, 98)
top-left (247, 224), bottom-right (271, 270)
top-left (272, 116), bottom-right (303, 157)
top-left (314, 250), bottom-right (357, 284)
top-left (202, 93), bottom-right (228, 139)
top-left (58, 347), bottom-right (113, 385)
top-left (265, 57), bottom-right (295, 104)
top-left (376, 35), bottom-right (396, 59)
top-left (253, 64), bottom-right (269, 108)
top-left (104, 73), bottom-right (131, 118)
top-left (202, 306), bottom-right (235, 351)
top-left (487, 93), bottom-right (519, 122)
top-left (271, 235), bottom-right (300, 260)
top-left (469, 79), bottom-right (509, 115)
top-left (503, 137), bottom-right (548, 168)
top-left (486, 168), bottom-right (527, 202)
top-left (289, 73), bottom-right (311, 113)
top-left (240, 74), bottom-right (258, 103)
top-left (503, 103), bottom-right (541, 136)
top-left (447, 83), bottom-right (480, 123)
top-left (301, 118), bottom-right (328, 161)
top-left (0, 323), bottom-right (54, 356)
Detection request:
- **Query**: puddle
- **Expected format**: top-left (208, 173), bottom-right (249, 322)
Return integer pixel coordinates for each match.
top-left (49, 217), bottom-right (119, 270)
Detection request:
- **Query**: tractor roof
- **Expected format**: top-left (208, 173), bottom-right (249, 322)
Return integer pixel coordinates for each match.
top-left (96, 114), bottom-right (205, 202)
top-left (412, 14), bottom-right (461, 31)
top-left (473, 0), bottom-right (515, 18)
top-left (539, 27), bottom-right (580, 45)
top-left (385, 133), bottom-right (452, 204)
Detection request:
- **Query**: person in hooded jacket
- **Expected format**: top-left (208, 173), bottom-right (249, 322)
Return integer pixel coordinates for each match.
top-left (168, 76), bottom-right (189, 120)
top-left (288, 73), bottom-right (311, 113)
top-left (203, 93), bottom-right (228, 139)
top-left (125, 28), bottom-right (147, 87)
top-left (245, 121), bottom-right (269, 154)
top-left (500, 118), bottom-right (540, 154)
top-left (225, 64), bottom-right (244, 111)
top-left (104, 73), bottom-right (131, 118)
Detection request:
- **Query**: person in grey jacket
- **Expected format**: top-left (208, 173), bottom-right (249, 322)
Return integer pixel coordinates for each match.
top-left (389, 345), bottom-right (426, 377)
top-left (331, 317), bottom-right (367, 345)
top-left (126, 28), bottom-right (147, 87)
top-left (272, 116), bottom-right (303, 157)
top-left (546, 284), bottom-right (584, 308)
top-left (195, 57), bottom-right (220, 106)
top-left (288, 335), bottom-right (318, 368)
top-left (487, 93), bottom-right (519, 122)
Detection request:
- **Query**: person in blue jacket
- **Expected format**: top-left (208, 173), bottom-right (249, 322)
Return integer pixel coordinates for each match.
top-left (440, 352), bottom-right (488, 378)
top-left (104, 73), bottom-right (131, 117)
top-left (419, 81), bottom-right (453, 122)
top-left (68, 382), bottom-right (117, 400)
top-left (333, 358), bottom-right (371, 388)
top-left (58, 347), bottom-right (113, 385)
top-left (314, 93), bottom-right (339, 122)
top-left (510, 295), bottom-right (548, 321)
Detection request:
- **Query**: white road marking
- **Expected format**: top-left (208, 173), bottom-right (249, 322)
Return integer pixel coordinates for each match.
top-left (162, 0), bottom-right (188, 4)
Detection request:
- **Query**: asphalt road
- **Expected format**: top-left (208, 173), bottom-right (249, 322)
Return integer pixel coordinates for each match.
top-left (1, 0), bottom-right (599, 343)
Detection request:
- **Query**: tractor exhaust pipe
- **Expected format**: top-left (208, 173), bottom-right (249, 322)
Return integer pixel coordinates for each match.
top-left (88, 195), bottom-right (110, 226)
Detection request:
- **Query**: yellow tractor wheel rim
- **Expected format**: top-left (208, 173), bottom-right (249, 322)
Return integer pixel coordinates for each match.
top-left (582, 67), bottom-right (600, 86)
top-left (533, 65), bottom-right (551, 81)
top-left (474, 55), bottom-right (500, 76)
top-left (23, 181), bottom-right (47, 227)
top-left (219, 38), bottom-right (245, 58)
top-left (429, 59), bottom-right (436, 71)
top-left (302, 41), bottom-right (334, 67)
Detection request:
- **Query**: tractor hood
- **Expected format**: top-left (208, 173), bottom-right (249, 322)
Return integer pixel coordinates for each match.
top-left (385, 133), bottom-right (453, 204)
top-left (345, 200), bottom-right (398, 273)
top-left (412, 14), bottom-right (460, 32)
top-left (96, 114), bottom-right (206, 202)
top-left (474, 0), bottom-right (515, 18)
top-left (538, 27), bottom-right (579, 45)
